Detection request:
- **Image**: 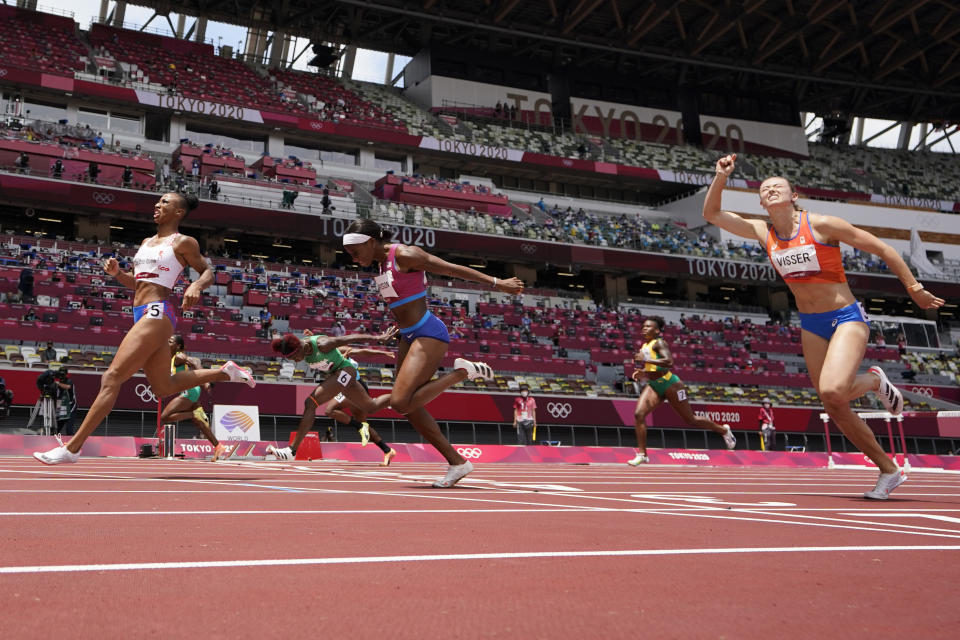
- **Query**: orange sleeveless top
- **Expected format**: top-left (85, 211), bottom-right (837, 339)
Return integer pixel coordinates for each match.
top-left (765, 211), bottom-right (846, 284)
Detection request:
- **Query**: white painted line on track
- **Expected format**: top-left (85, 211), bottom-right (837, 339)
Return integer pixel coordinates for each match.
top-left (2, 545), bottom-right (958, 575)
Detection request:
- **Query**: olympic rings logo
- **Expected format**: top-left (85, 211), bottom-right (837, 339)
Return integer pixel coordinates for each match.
top-left (310, 121), bottom-right (323, 129)
top-left (546, 402), bottom-right (573, 419)
top-left (520, 244), bottom-right (538, 255)
top-left (456, 447), bottom-right (482, 459)
top-left (92, 192), bottom-right (115, 205)
top-left (135, 383), bottom-right (157, 403)
top-left (910, 387), bottom-right (934, 398)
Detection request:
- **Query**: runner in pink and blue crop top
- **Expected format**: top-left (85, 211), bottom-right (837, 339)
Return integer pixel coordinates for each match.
top-left (342, 218), bottom-right (524, 488)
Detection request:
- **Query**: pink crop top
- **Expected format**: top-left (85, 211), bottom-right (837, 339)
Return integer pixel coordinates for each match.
top-left (376, 244), bottom-right (427, 308)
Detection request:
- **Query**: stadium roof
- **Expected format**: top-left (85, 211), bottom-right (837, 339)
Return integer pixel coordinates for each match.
top-left (127, 1), bottom-right (960, 124)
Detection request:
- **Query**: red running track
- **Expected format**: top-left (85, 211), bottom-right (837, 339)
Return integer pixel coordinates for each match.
top-left (1, 458), bottom-right (959, 638)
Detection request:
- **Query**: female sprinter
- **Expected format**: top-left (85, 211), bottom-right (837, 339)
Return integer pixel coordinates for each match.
top-left (33, 193), bottom-right (254, 464)
top-left (628, 316), bottom-right (736, 466)
top-left (161, 334), bottom-right (226, 461)
top-left (703, 154), bottom-right (945, 499)
top-left (266, 326), bottom-right (398, 464)
top-left (342, 219), bottom-right (524, 487)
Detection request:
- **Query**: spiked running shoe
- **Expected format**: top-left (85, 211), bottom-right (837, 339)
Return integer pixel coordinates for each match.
top-left (193, 406), bottom-right (210, 428)
top-left (33, 445), bottom-right (79, 465)
top-left (359, 422), bottom-right (370, 447)
top-left (221, 360), bottom-right (256, 388)
top-left (722, 424), bottom-right (737, 449)
top-left (453, 358), bottom-right (494, 381)
top-left (266, 445), bottom-right (294, 461)
top-left (869, 366), bottom-right (903, 416)
top-left (627, 453), bottom-right (650, 466)
top-left (432, 461), bottom-right (474, 488)
top-left (864, 468), bottom-right (907, 500)
top-left (381, 448), bottom-right (397, 467)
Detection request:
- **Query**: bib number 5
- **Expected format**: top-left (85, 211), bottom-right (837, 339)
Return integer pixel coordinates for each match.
top-left (145, 302), bottom-right (164, 319)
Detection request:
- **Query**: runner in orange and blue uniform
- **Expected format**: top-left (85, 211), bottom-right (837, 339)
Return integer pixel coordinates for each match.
top-left (342, 218), bottom-right (524, 487)
top-left (704, 154), bottom-right (945, 499)
top-left (628, 316), bottom-right (736, 466)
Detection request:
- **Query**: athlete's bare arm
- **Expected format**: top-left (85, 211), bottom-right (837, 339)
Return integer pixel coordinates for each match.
top-left (395, 245), bottom-right (524, 294)
top-left (702, 154), bottom-right (768, 242)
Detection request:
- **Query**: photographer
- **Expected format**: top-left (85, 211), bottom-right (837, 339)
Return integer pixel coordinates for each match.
top-left (53, 368), bottom-right (77, 436)
top-left (0, 377), bottom-right (13, 419)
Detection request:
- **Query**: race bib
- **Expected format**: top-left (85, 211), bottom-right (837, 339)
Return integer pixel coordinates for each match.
top-left (143, 301), bottom-right (165, 319)
top-left (771, 244), bottom-right (821, 279)
top-left (336, 370), bottom-right (353, 387)
top-left (374, 270), bottom-right (399, 299)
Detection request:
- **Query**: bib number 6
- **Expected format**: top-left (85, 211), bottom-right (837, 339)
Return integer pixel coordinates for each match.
top-left (337, 370), bottom-right (353, 387)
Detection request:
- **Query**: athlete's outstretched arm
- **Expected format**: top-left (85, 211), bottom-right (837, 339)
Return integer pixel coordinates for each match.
top-left (312, 326), bottom-right (398, 354)
top-left (396, 245), bottom-right (524, 294)
top-left (702, 154), bottom-right (767, 242)
top-left (814, 215), bottom-right (945, 309)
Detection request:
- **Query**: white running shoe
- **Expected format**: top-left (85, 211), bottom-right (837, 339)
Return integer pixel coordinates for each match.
top-left (627, 453), bottom-right (650, 466)
top-left (868, 366), bottom-right (903, 416)
top-left (453, 358), bottom-right (494, 381)
top-left (722, 424), bottom-right (737, 449)
top-left (432, 460), bottom-right (474, 488)
top-left (33, 445), bottom-right (80, 465)
top-left (359, 422), bottom-right (370, 447)
top-left (221, 360), bottom-right (256, 388)
top-left (266, 445), bottom-right (294, 461)
top-left (864, 468), bottom-right (907, 500)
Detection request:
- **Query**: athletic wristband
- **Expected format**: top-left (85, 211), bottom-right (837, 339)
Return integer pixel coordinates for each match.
top-left (907, 282), bottom-right (924, 292)
top-left (493, 277), bottom-right (498, 288)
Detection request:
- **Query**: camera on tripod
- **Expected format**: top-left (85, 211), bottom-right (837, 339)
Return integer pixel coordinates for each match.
top-left (35, 369), bottom-right (65, 398)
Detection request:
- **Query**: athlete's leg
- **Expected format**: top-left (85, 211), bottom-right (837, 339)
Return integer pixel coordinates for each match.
top-left (386, 338), bottom-right (472, 414)
top-left (160, 395), bottom-right (195, 423)
top-left (142, 347), bottom-right (237, 397)
top-left (289, 380), bottom-right (346, 452)
top-left (632, 386), bottom-right (661, 453)
top-left (63, 318), bottom-right (172, 453)
top-left (664, 382), bottom-right (727, 434)
top-left (802, 323), bottom-right (896, 474)
top-left (392, 339), bottom-right (465, 465)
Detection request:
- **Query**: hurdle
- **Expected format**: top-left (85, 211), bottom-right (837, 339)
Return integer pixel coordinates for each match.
top-left (819, 411), bottom-right (909, 471)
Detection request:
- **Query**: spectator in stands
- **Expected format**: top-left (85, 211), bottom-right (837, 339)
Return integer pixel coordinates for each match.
top-left (18, 267), bottom-right (34, 302)
top-left (259, 308), bottom-right (273, 333)
top-left (191, 157), bottom-right (200, 178)
top-left (122, 166), bottom-right (133, 188)
top-left (874, 331), bottom-right (886, 348)
top-left (14, 152), bottom-right (30, 174)
top-left (704, 153), bottom-right (946, 499)
top-left (32, 192), bottom-right (256, 465)
top-left (53, 368), bottom-right (77, 436)
top-left (281, 189), bottom-right (298, 209)
top-left (52, 158), bottom-right (64, 179)
top-left (342, 218), bottom-right (523, 487)
top-left (513, 386), bottom-right (537, 446)
top-left (40, 341), bottom-right (57, 363)
top-left (321, 187), bottom-right (332, 215)
top-left (93, 133), bottom-right (104, 150)
top-left (758, 398), bottom-right (776, 451)
top-left (160, 160), bottom-right (171, 186)
top-left (209, 179), bottom-right (220, 200)
top-left (897, 333), bottom-right (907, 356)
top-left (88, 161), bottom-right (100, 184)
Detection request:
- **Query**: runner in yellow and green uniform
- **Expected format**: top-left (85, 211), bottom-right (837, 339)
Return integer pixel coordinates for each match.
top-left (160, 334), bottom-right (226, 461)
top-left (627, 316), bottom-right (736, 466)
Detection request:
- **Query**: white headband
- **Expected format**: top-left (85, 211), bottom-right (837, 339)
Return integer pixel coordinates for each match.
top-left (342, 233), bottom-right (372, 246)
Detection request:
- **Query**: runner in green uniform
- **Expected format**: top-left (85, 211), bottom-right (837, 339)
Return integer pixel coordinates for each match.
top-left (160, 335), bottom-right (226, 461)
top-left (266, 326), bottom-right (397, 462)
top-left (627, 316), bottom-right (736, 466)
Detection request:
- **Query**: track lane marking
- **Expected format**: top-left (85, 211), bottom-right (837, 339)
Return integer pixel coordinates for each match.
top-left (2, 545), bottom-right (959, 575)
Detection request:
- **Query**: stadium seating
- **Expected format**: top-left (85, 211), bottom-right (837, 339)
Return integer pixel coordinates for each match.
top-left (0, 6), bottom-right (87, 77)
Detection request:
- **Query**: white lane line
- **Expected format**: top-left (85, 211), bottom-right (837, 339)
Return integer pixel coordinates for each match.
top-left (2, 545), bottom-right (958, 575)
